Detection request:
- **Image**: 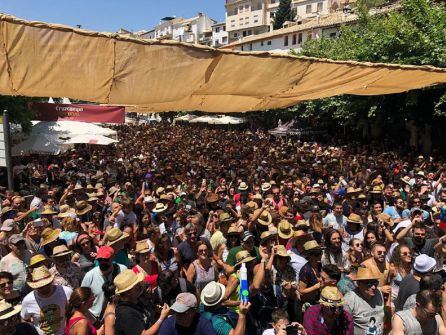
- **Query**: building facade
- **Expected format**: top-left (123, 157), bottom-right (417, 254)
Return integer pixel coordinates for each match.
top-left (212, 22), bottom-right (229, 47)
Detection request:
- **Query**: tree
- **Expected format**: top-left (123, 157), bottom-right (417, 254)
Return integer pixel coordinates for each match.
top-left (288, 0), bottom-right (446, 152)
top-left (0, 95), bottom-right (37, 133)
top-left (273, 0), bottom-right (295, 30)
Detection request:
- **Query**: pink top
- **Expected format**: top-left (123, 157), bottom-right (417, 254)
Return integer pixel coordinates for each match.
top-left (65, 317), bottom-right (97, 335)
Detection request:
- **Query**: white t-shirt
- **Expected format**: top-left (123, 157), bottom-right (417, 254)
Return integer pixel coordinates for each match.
top-left (113, 210), bottom-right (137, 228)
top-left (21, 285), bottom-right (73, 335)
top-left (0, 251), bottom-right (31, 292)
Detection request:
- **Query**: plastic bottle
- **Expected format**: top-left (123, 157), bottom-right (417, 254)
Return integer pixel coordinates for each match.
top-left (239, 263), bottom-right (249, 303)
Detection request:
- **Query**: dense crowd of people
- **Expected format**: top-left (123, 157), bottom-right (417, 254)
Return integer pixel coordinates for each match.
top-left (2, 122), bottom-right (446, 335)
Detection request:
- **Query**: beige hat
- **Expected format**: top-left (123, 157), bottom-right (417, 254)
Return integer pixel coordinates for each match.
top-left (0, 299), bottom-right (21, 320)
top-left (114, 269), bottom-right (144, 294)
top-left (261, 182), bottom-right (271, 192)
top-left (29, 254), bottom-right (47, 267)
top-left (135, 240), bottom-right (152, 254)
top-left (377, 213), bottom-right (393, 227)
top-left (152, 202), bottom-right (168, 213)
top-left (278, 220), bottom-right (294, 239)
top-left (353, 267), bottom-right (381, 281)
top-left (200, 281), bottom-right (226, 307)
top-left (274, 245), bottom-right (290, 258)
top-left (75, 200), bottom-right (92, 216)
top-left (254, 208), bottom-right (272, 226)
top-left (347, 213), bottom-right (362, 225)
top-left (40, 228), bottom-right (61, 246)
top-left (303, 240), bottom-right (322, 253)
top-left (219, 212), bottom-right (235, 223)
top-left (369, 186), bottom-right (382, 194)
top-left (106, 228), bottom-right (130, 247)
top-left (260, 231), bottom-right (277, 244)
top-left (238, 182), bottom-right (249, 191)
top-left (57, 204), bottom-right (75, 218)
top-left (51, 245), bottom-right (72, 258)
top-left (41, 206), bottom-right (58, 215)
top-left (226, 227), bottom-right (241, 236)
top-left (27, 266), bottom-right (55, 289)
top-left (206, 193), bottom-right (219, 203)
top-left (245, 201), bottom-right (259, 212)
top-left (234, 250), bottom-right (257, 267)
top-left (319, 287), bottom-right (344, 307)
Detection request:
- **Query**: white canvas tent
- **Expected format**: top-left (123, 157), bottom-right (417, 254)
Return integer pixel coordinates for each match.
top-left (207, 115), bottom-right (247, 125)
top-left (174, 114), bottom-right (198, 122)
top-left (31, 121), bottom-right (117, 137)
top-left (12, 134), bottom-right (68, 156)
top-left (188, 115), bottom-right (215, 124)
top-left (65, 134), bottom-right (118, 145)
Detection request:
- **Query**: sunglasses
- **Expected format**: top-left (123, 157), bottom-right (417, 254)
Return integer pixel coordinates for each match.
top-left (400, 252), bottom-right (412, 256)
top-left (376, 251), bottom-right (386, 255)
top-left (354, 243), bottom-right (363, 247)
top-left (363, 280), bottom-right (379, 288)
top-left (0, 281), bottom-right (12, 288)
top-left (198, 249), bottom-right (207, 254)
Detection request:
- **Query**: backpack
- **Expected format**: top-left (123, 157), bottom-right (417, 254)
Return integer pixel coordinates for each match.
top-left (203, 308), bottom-right (239, 330)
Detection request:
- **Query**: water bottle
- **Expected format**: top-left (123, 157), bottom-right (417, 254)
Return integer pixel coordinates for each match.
top-left (240, 263), bottom-right (249, 303)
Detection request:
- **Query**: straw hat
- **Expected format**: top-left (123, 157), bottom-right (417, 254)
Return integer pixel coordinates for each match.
top-left (278, 220), bottom-right (294, 239)
top-left (75, 200), bottom-right (92, 216)
top-left (295, 220), bottom-right (309, 229)
top-left (87, 193), bottom-right (99, 202)
top-left (275, 245), bottom-right (290, 258)
top-left (29, 254), bottom-right (47, 267)
top-left (234, 250), bottom-right (257, 267)
top-left (114, 269), bottom-right (144, 295)
top-left (303, 240), bottom-right (322, 253)
top-left (369, 186), bottom-right (382, 194)
top-left (319, 287), bottom-right (344, 307)
top-left (41, 206), bottom-right (58, 215)
top-left (294, 230), bottom-right (307, 239)
top-left (73, 184), bottom-right (84, 192)
top-left (226, 227), bottom-right (241, 236)
top-left (260, 231), bottom-right (277, 244)
top-left (238, 182), bottom-right (249, 191)
top-left (353, 267), bottom-right (381, 281)
top-left (1, 207), bottom-right (16, 217)
top-left (254, 208), bottom-right (272, 226)
top-left (201, 281), bottom-right (226, 307)
top-left (347, 213), bottom-right (362, 225)
top-left (51, 245), bottom-right (72, 258)
top-left (261, 182), bottom-right (271, 192)
top-left (152, 202), bottom-right (168, 213)
top-left (377, 213), bottom-right (393, 227)
top-left (245, 201), bottom-right (259, 213)
top-left (40, 228), bottom-right (61, 246)
top-left (135, 240), bottom-right (151, 254)
top-left (346, 187), bottom-right (358, 195)
top-left (219, 212), bottom-right (235, 223)
top-left (106, 228), bottom-right (130, 247)
top-left (57, 204), bottom-right (75, 218)
top-left (0, 299), bottom-right (21, 320)
top-left (27, 266), bottom-right (55, 289)
top-left (401, 176), bottom-right (411, 185)
top-left (109, 186), bottom-right (119, 196)
top-left (206, 193), bottom-right (219, 203)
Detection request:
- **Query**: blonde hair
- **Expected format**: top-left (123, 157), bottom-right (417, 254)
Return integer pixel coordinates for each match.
top-left (62, 217), bottom-right (79, 232)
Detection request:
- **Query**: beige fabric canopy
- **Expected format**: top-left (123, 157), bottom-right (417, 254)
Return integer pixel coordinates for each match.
top-left (1, 13), bottom-right (446, 113)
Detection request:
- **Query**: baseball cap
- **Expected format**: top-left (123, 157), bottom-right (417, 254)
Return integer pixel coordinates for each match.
top-left (410, 207), bottom-right (422, 215)
top-left (413, 254), bottom-right (436, 274)
top-left (1, 219), bottom-right (15, 232)
top-left (96, 245), bottom-right (115, 260)
top-left (241, 231), bottom-right (254, 242)
top-left (32, 218), bottom-right (44, 228)
top-left (170, 292), bottom-right (197, 313)
top-left (8, 234), bottom-right (25, 245)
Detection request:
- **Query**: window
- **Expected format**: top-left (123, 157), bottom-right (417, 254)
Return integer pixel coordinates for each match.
top-left (216, 27), bottom-right (220, 33)
top-left (223, 26), bottom-right (226, 31)
top-left (239, 5), bottom-right (243, 13)
top-left (222, 36), bottom-right (228, 43)
top-left (256, 3), bottom-right (263, 10)
top-left (234, 32), bottom-right (238, 38)
top-left (284, 35), bottom-right (289, 46)
top-left (317, 2), bottom-right (323, 12)
top-left (241, 45), bottom-right (244, 51)
top-left (270, 12), bottom-right (276, 18)
top-left (245, 4), bottom-right (250, 10)
top-left (329, 32), bottom-right (337, 38)
top-left (307, 32), bottom-right (312, 40)
top-left (243, 30), bottom-right (247, 37)
top-left (298, 33), bottom-right (302, 44)
top-left (249, 43), bottom-right (253, 51)
top-left (292, 34), bottom-right (297, 45)
top-left (267, 40), bottom-right (272, 45)
top-left (247, 30), bottom-right (252, 35)
top-left (306, 4), bottom-right (312, 13)
top-left (261, 41), bottom-right (264, 46)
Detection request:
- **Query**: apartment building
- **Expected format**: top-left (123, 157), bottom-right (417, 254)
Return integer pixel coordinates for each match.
top-left (212, 22), bottom-right (229, 47)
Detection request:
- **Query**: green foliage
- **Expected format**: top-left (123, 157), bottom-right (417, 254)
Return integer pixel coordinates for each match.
top-left (288, 0), bottom-right (446, 143)
top-left (0, 95), bottom-right (37, 133)
top-left (273, 0), bottom-right (296, 30)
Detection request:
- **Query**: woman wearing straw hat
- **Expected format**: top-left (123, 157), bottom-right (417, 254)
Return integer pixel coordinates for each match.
top-left (299, 240), bottom-right (323, 310)
top-left (132, 240), bottom-right (161, 289)
top-left (0, 299), bottom-right (39, 335)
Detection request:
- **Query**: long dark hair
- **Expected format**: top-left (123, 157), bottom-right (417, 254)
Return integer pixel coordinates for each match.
top-left (65, 287), bottom-right (93, 320)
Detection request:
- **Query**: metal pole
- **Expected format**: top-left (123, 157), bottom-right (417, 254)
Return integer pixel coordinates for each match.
top-left (3, 110), bottom-right (13, 190)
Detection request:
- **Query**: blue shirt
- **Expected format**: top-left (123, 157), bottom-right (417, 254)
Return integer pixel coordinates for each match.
top-left (158, 314), bottom-right (216, 335)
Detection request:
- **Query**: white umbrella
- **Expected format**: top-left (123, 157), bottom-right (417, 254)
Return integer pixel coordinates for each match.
top-left (188, 115), bottom-right (215, 123)
top-left (209, 115), bottom-right (246, 125)
top-left (12, 134), bottom-right (66, 156)
top-left (174, 114), bottom-right (198, 122)
top-left (31, 121), bottom-right (117, 137)
top-left (65, 134), bottom-right (118, 145)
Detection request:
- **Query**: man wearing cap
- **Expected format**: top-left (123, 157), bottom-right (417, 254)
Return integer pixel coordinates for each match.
top-left (395, 254), bottom-right (437, 312)
top-left (0, 299), bottom-right (39, 335)
top-left (303, 286), bottom-right (354, 335)
top-left (0, 219), bottom-right (17, 258)
top-left (158, 292), bottom-right (216, 335)
top-left (81, 245), bottom-right (127, 319)
top-left (343, 268), bottom-right (385, 335)
top-left (114, 269), bottom-right (170, 335)
top-left (225, 231), bottom-right (261, 274)
top-left (0, 234), bottom-right (31, 293)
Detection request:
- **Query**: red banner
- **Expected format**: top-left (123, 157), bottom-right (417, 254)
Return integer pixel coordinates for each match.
top-left (31, 103), bottom-right (125, 123)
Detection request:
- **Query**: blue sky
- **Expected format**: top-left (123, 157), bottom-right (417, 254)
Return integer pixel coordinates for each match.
top-left (1, 1), bottom-right (225, 32)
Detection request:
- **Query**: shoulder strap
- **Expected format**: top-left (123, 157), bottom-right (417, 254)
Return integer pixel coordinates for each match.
top-left (179, 277), bottom-right (187, 292)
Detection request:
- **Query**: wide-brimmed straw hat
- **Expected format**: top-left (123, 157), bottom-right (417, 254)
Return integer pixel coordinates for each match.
top-left (245, 201), bottom-right (258, 213)
top-left (254, 208), bottom-right (272, 226)
top-left (40, 228), bottom-right (61, 246)
top-left (353, 267), bottom-right (381, 281)
top-left (206, 193), bottom-right (219, 203)
top-left (152, 202), bottom-right (168, 213)
top-left (277, 220), bottom-right (293, 239)
top-left (226, 227), bottom-right (241, 237)
top-left (319, 287), bottom-right (344, 307)
top-left (369, 186), bottom-right (382, 194)
top-left (347, 213), bottom-right (362, 225)
top-left (51, 245), bottom-right (72, 258)
top-left (29, 254), bottom-right (47, 267)
top-left (106, 228), bottom-right (130, 247)
top-left (275, 245), bottom-right (290, 258)
top-left (346, 187), bottom-right (358, 195)
top-left (135, 240), bottom-right (152, 254)
top-left (377, 213), bottom-right (394, 227)
top-left (303, 240), bottom-right (322, 253)
top-left (200, 281), bottom-right (226, 307)
top-left (57, 204), bottom-right (75, 218)
top-left (260, 231), bottom-right (277, 244)
top-left (27, 266), bottom-right (55, 289)
top-left (75, 200), bottom-right (92, 216)
top-left (219, 212), bottom-right (235, 223)
top-left (114, 269), bottom-right (144, 294)
top-left (0, 299), bottom-right (21, 320)
top-left (234, 250), bottom-right (257, 267)
top-left (41, 206), bottom-right (58, 215)
top-left (401, 176), bottom-right (411, 185)
top-left (238, 182), bottom-right (249, 191)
